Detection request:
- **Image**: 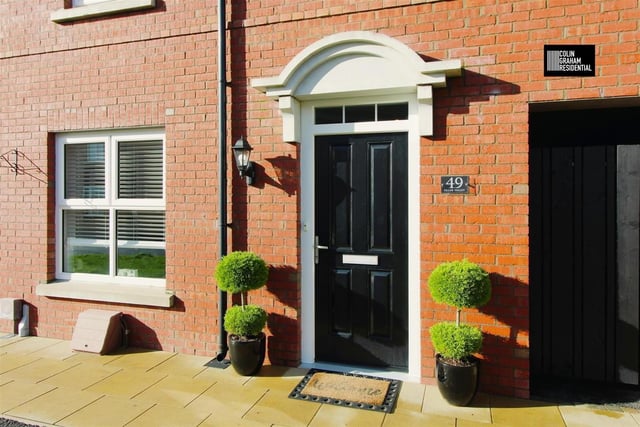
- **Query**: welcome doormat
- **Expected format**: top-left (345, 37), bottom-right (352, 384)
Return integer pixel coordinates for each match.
top-left (289, 369), bottom-right (401, 413)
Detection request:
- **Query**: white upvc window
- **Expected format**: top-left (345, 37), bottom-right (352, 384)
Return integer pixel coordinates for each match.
top-left (55, 129), bottom-right (166, 287)
top-left (72, 0), bottom-right (110, 6)
top-left (51, 0), bottom-right (156, 23)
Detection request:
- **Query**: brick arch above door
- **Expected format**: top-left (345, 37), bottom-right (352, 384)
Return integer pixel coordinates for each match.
top-left (251, 31), bottom-right (461, 142)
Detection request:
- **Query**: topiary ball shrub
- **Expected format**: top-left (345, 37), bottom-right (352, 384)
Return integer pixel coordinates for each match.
top-left (224, 305), bottom-right (268, 338)
top-left (428, 259), bottom-right (491, 309)
top-left (430, 322), bottom-right (483, 361)
top-left (215, 251), bottom-right (269, 295)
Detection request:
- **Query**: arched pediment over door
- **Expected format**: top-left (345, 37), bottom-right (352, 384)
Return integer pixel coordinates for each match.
top-left (251, 31), bottom-right (462, 142)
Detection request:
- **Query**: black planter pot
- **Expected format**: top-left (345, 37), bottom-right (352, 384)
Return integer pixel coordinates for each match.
top-left (436, 354), bottom-right (479, 406)
top-left (228, 332), bottom-right (266, 376)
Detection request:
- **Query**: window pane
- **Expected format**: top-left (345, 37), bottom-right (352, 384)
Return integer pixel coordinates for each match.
top-left (65, 143), bottom-right (105, 199)
top-left (315, 106), bottom-right (343, 124)
top-left (117, 210), bottom-right (166, 278)
top-left (345, 104), bottom-right (375, 123)
top-left (63, 210), bottom-right (109, 274)
top-left (378, 102), bottom-right (408, 121)
top-left (72, 0), bottom-right (108, 6)
top-left (118, 140), bottom-right (163, 199)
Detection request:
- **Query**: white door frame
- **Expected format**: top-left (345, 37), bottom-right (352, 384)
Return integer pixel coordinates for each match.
top-left (250, 30), bottom-right (461, 382)
top-left (299, 95), bottom-right (421, 381)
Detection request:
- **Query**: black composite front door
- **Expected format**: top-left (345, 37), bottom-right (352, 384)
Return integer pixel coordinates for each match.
top-left (314, 133), bottom-right (408, 370)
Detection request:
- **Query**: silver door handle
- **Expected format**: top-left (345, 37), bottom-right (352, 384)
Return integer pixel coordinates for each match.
top-left (315, 236), bottom-right (329, 264)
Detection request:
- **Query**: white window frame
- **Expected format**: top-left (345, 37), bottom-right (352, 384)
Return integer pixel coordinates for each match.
top-left (55, 128), bottom-right (166, 287)
top-left (72, 0), bottom-right (109, 6)
top-left (51, 0), bottom-right (156, 23)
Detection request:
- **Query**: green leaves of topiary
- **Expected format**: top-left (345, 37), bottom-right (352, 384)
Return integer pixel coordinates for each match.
top-left (430, 322), bottom-right (482, 360)
top-left (215, 251), bottom-right (269, 295)
top-left (428, 259), bottom-right (491, 361)
top-left (224, 305), bottom-right (268, 337)
top-left (428, 259), bottom-right (491, 309)
top-left (215, 251), bottom-right (269, 337)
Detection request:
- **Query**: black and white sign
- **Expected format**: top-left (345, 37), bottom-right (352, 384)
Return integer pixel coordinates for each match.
top-left (544, 45), bottom-right (595, 77)
top-left (441, 176), bottom-right (469, 194)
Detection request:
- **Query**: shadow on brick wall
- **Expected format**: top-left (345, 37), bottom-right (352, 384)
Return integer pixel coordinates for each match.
top-left (263, 154), bottom-right (299, 197)
top-left (428, 66), bottom-right (522, 141)
top-left (245, 155), bottom-right (299, 197)
top-left (478, 273), bottom-right (529, 398)
top-left (264, 265), bottom-right (300, 366)
top-left (266, 312), bottom-right (298, 367)
top-left (124, 313), bottom-right (162, 351)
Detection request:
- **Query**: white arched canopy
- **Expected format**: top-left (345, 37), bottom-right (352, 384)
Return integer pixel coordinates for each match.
top-left (251, 31), bottom-right (462, 141)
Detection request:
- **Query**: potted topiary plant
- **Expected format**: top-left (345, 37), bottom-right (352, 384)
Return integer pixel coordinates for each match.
top-left (428, 259), bottom-right (491, 406)
top-left (215, 251), bottom-right (269, 375)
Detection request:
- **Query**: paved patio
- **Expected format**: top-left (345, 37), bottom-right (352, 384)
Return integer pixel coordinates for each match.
top-left (0, 335), bottom-right (638, 426)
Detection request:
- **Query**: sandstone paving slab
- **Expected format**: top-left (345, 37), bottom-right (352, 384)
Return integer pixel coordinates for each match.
top-left (383, 408), bottom-right (455, 427)
top-left (56, 395), bottom-right (154, 427)
top-left (186, 380), bottom-right (268, 419)
top-left (84, 369), bottom-right (166, 398)
top-left (490, 395), bottom-right (566, 427)
top-left (125, 403), bottom-right (211, 427)
top-left (559, 404), bottom-right (640, 427)
top-left (394, 380), bottom-right (426, 413)
top-left (422, 386), bottom-right (492, 424)
top-left (0, 337), bottom-right (62, 355)
top-left (147, 353), bottom-right (213, 378)
top-left (132, 374), bottom-right (215, 407)
top-left (104, 348), bottom-right (176, 371)
top-left (0, 353), bottom-right (41, 375)
top-left (28, 340), bottom-right (75, 360)
top-left (42, 361), bottom-right (121, 390)
top-left (308, 403), bottom-right (385, 427)
top-left (0, 357), bottom-right (79, 383)
top-left (0, 380), bottom-right (56, 413)
top-left (5, 386), bottom-right (102, 425)
top-left (243, 388), bottom-right (320, 426)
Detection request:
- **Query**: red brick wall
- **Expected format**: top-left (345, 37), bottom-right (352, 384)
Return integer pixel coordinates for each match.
top-left (1, 0), bottom-right (229, 356)
top-left (233, 0), bottom-right (638, 398)
top-left (1, 0), bottom-right (638, 398)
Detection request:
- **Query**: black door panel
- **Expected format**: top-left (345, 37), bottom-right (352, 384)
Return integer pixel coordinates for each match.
top-left (315, 133), bottom-right (408, 370)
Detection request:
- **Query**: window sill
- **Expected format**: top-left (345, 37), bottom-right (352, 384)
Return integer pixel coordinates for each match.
top-left (36, 280), bottom-right (174, 308)
top-left (51, 0), bottom-right (155, 23)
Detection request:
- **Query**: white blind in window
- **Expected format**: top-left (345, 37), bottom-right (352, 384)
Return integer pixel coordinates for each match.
top-left (117, 210), bottom-right (165, 242)
top-left (64, 210), bottom-right (109, 240)
top-left (65, 143), bottom-right (105, 199)
top-left (118, 140), bottom-right (163, 199)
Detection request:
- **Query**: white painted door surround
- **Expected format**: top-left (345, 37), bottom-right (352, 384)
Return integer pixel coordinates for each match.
top-left (252, 31), bottom-right (461, 381)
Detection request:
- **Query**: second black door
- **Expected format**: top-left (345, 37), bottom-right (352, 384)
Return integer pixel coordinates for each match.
top-left (530, 106), bottom-right (640, 388)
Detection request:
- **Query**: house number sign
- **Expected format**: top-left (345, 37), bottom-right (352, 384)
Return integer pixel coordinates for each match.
top-left (441, 176), bottom-right (469, 194)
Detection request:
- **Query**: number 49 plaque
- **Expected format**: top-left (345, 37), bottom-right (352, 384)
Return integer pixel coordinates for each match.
top-left (440, 176), bottom-right (469, 194)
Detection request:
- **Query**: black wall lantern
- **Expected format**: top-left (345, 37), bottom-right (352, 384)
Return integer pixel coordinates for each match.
top-left (232, 136), bottom-right (255, 185)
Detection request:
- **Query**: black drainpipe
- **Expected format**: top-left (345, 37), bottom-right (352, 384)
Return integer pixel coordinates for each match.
top-left (216, 0), bottom-right (228, 361)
